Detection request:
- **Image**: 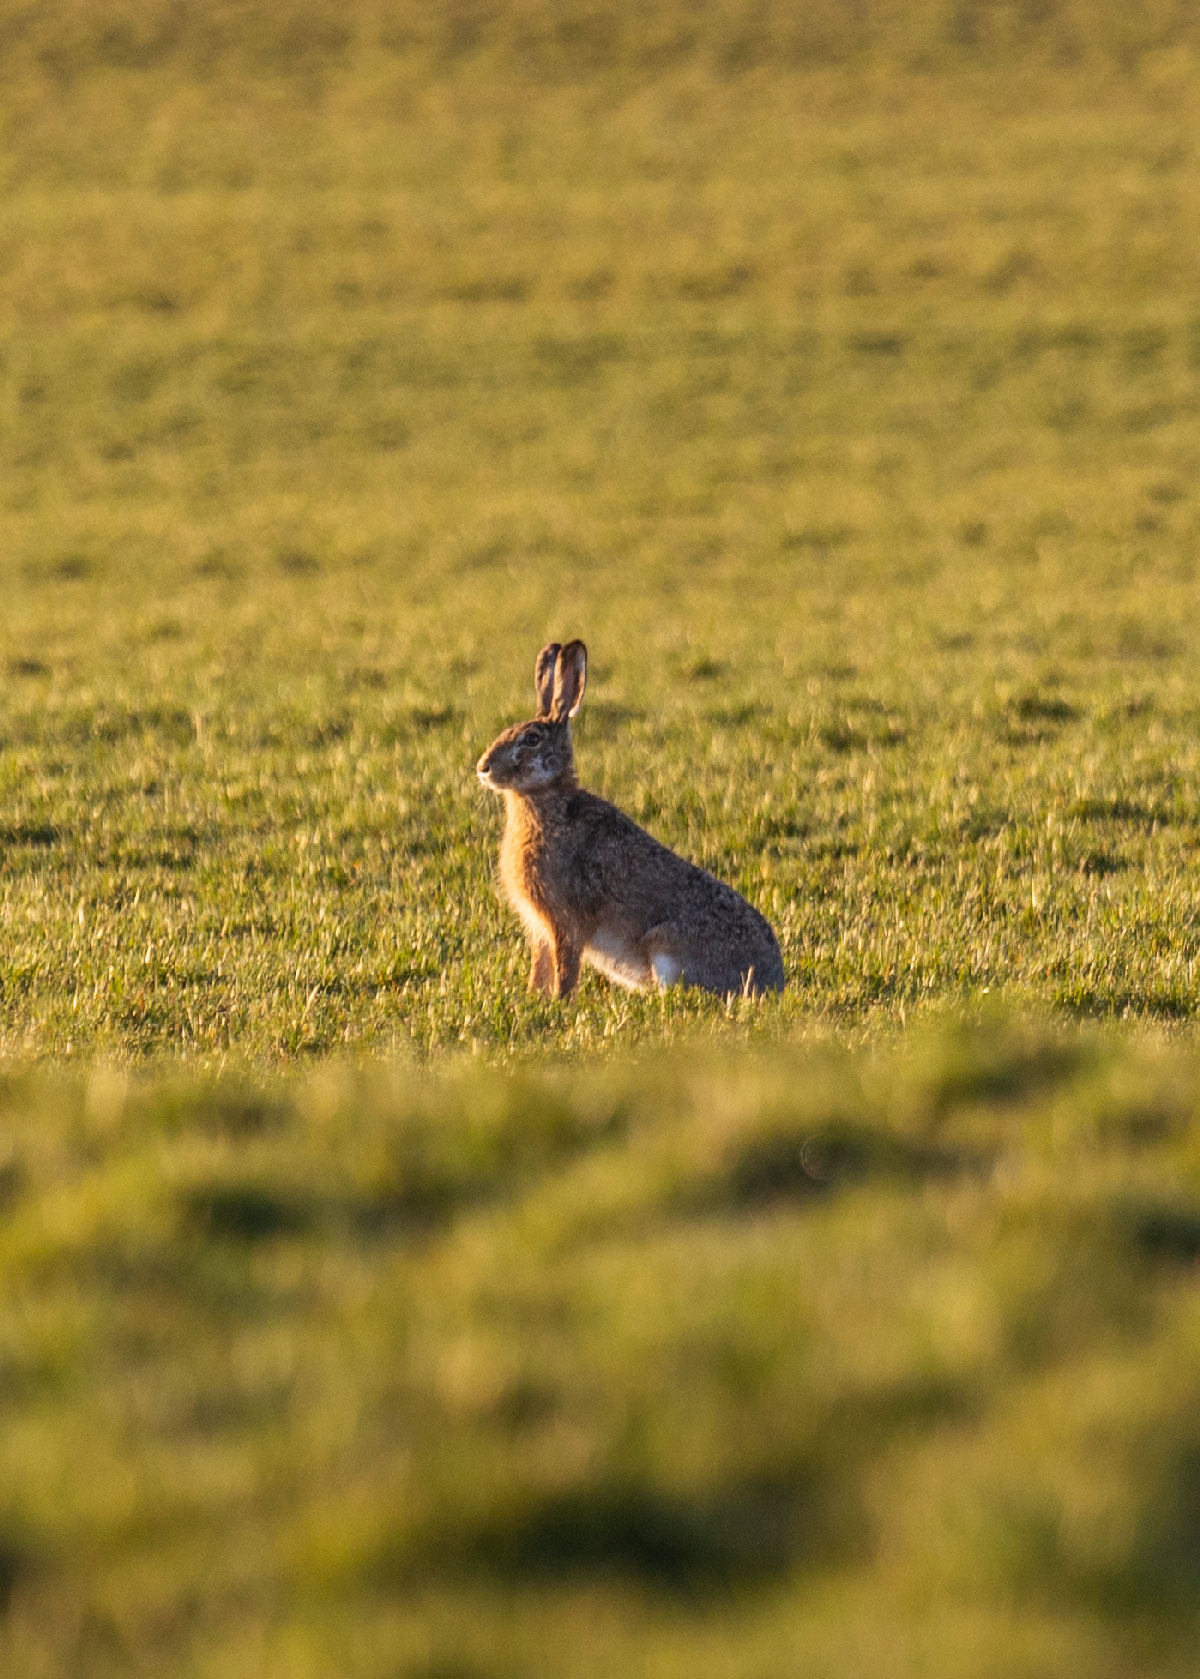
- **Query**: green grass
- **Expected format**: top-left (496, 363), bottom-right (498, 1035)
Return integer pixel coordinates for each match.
top-left (0, 1020), bottom-right (1199, 1677)
top-left (1, 1), bottom-right (1200, 1057)
top-left (4, 6), bottom-right (1200, 1669)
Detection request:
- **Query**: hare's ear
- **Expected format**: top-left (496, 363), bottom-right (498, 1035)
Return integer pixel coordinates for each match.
top-left (534, 643), bottom-right (561, 718)
top-left (552, 640), bottom-right (587, 720)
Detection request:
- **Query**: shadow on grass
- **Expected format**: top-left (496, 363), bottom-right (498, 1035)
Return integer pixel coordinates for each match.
top-left (176, 1174), bottom-right (484, 1244)
top-left (1057, 988), bottom-right (1195, 1023)
top-left (1068, 1437), bottom-right (1200, 1622)
top-left (175, 1088), bottom-right (633, 1245)
top-left (1124, 1445), bottom-right (1200, 1614)
top-left (0, 1535), bottom-right (31, 1615)
top-left (179, 1181), bottom-right (315, 1242)
top-left (389, 1375), bottom-right (970, 1596)
top-left (1113, 1196), bottom-right (1200, 1268)
top-left (712, 1121), bottom-right (976, 1211)
top-left (465, 1474), bottom-right (810, 1585)
top-left (0, 823), bottom-right (61, 848)
top-left (902, 1021), bottom-right (1091, 1120)
top-left (1071, 795), bottom-right (1170, 829)
top-left (400, 1463), bottom-right (844, 1594)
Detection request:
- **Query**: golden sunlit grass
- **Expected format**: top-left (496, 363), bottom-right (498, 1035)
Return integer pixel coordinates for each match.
top-left (2, 43), bottom-right (1200, 1057)
top-left (2, 3), bottom-right (1200, 1670)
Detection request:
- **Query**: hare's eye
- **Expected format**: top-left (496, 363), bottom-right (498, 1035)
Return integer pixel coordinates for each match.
top-left (518, 730), bottom-right (537, 748)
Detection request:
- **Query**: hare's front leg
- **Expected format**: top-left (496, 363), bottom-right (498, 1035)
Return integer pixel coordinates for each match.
top-left (552, 938), bottom-right (582, 999)
top-left (529, 939), bottom-right (554, 996)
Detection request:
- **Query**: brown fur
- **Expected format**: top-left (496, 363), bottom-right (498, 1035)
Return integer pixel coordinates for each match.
top-left (476, 641), bottom-right (785, 999)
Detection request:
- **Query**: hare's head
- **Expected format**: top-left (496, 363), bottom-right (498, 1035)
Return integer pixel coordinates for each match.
top-left (476, 640), bottom-right (587, 795)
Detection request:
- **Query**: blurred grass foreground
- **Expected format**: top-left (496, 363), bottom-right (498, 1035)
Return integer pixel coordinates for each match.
top-left (2, 1019), bottom-right (1200, 1677)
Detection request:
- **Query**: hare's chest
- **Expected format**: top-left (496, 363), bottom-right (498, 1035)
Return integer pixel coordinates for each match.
top-left (499, 810), bottom-right (562, 931)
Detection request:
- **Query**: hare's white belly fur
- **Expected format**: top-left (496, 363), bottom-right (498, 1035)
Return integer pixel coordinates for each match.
top-left (585, 926), bottom-right (651, 991)
top-left (584, 928), bottom-right (683, 991)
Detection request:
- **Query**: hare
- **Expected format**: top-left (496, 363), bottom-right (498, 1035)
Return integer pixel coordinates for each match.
top-left (476, 640), bottom-right (785, 998)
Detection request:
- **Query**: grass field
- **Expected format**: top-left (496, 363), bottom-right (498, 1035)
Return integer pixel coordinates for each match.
top-left (3, 0), bottom-right (1200, 1669)
top-left (2, 1021), bottom-right (1200, 1678)
top-left (2, 0), bottom-right (1200, 1057)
